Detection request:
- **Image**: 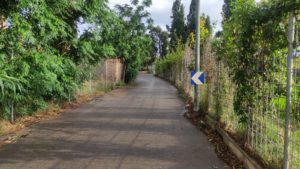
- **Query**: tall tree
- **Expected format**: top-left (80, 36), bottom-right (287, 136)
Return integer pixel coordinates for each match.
top-left (170, 0), bottom-right (187, 51)
top-left (0, 0), bottom-right (154, 120)
top-left (204, 15), bottom-right (212, 34)
top-left (160, 31), bottom-right (169, 57)
top-left (187, 0), bottom-right (196, 34)
top-left (115, 0), bottom-right (153, 82)
top-left (149, 26), bottom-right (162, 58)
top-left (222, 0), bottom-right (235, 22)
top-left (187, 1), bottom-right (212, 37)
top-left (149, 25), bottom-right (169, 59)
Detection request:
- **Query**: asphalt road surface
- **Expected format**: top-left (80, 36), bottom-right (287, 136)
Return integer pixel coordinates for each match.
top-left (0, 73), bottom-right (228, 169)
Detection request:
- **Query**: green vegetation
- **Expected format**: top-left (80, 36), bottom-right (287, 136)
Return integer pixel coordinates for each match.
top-left (215, 0), bottom-right (300, 168)
top-left (0, 0), bottom-right (153, 120)
top-left (169, 0), bottom-right (187, 51)
top-left (187, 0), bottom-right (212, 36)
top-left (2, 0), bottom-right (300, 167)
top-left (156, 0), bottom-right (300, 168)
top-left (148, 25), bottom-right (169, 60)
top-left (156, 8), bottom-right (211, 80)
top-left (215, 0), bottom-right (300, 122)
top-left (155, 45), bottom-right (184, 83)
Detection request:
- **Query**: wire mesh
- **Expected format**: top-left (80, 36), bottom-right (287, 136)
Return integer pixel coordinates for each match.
top-left (168, 32), bottom-right (300, 168)
top-left (206, 51), bottom-right (287, 168)
top-left (289, 49), bottom-right (300, 168)
top-left (201, 18), bottom-right (300, 169)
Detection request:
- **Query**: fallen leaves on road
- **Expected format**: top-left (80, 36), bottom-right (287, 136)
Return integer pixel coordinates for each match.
top-left (3, 136), bottom-right (18, 144)
top-left (184, 100), bottom-right (245, 169)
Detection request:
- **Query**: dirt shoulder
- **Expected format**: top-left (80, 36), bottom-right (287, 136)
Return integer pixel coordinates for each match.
top-left (0, 80), bottom-right (125, 146)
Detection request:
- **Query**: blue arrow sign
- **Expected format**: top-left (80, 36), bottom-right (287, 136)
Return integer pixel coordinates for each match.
top-left (191, 71), bottom-right (205, 85)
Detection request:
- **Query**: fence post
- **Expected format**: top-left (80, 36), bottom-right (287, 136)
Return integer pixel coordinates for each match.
top-left (284, 12), bottom-right (295, 169)
top-left (105, 60), bottom-right (108, 88)
top-left (68, 91), bottom-right (71, 103)
top-left (89, 66), bottom-right (92, 93)
top-left (11, 102), bottom-right (14, 123)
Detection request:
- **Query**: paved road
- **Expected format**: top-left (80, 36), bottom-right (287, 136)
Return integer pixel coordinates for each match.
top-left (0, 73), bottom-right (228, 169)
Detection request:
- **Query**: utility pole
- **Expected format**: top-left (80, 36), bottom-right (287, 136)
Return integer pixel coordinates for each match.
top-left (194, 0), bottom-right (201, 111)
top-left (283, 12), bottom-right (295, 169)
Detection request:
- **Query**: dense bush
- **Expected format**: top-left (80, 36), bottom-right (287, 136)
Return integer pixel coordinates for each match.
top-left (155, 46), bottom-right (184, 82)
top-left (0, 0), bottom-right (153, 120)
top-left (215, 0), bottom-right (300, 122)
top-left (156, 16), bottom-right (210, 82)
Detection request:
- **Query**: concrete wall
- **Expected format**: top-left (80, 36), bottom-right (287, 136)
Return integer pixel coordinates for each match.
top-left (99, 59), bottom-right (125, 83)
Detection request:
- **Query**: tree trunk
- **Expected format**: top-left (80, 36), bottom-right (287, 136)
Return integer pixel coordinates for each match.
top-left (0, 15), bottom-right (7, 29)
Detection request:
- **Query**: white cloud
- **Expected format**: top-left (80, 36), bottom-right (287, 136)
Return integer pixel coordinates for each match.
top-left (108, 0), bottom-right (128, 8)
top-left (109, 0), bottom-right (224, 31)
top-left (183, 0), bottom-right (224, 31)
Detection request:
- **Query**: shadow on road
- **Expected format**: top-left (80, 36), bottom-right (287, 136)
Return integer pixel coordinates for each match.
top-left (0, 73), bottom-right (228, 169)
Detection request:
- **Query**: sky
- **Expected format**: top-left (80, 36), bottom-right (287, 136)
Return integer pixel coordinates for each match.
top-left (108, 0), bottom-right (225, 32)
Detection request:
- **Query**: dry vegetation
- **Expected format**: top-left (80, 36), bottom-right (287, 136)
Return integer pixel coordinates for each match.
top-left (0, 80), bottom-right (124, 139)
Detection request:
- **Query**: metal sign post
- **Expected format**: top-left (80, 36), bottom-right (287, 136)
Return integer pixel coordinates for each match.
top-left (283, 12), bottom-right (295, 169)
top-left (194, 0), bottom-right (201, 111)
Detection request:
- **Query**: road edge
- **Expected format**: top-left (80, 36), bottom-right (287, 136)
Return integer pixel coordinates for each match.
top-left (156, 74), bottom-right (264, 169)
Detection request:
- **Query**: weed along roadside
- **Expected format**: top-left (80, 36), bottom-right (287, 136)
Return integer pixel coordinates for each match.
top-left (154, 1), bottom-right (300, 168)
top-left (1, 0), bottom-right (300, 168)
top-left (156, 73), bottom-right (247, 169)
top-left (0, 81), bottom-right (125, 145)
top-left (0, 0), bottom-right (152, 144)
top-left (0, 59), bottom-right (126, 144)
top-left (154, 41), bottom-right (264, 168)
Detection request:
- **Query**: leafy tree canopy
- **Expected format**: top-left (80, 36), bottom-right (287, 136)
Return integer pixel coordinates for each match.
top-left (0, 0), bottom-right (154, 119)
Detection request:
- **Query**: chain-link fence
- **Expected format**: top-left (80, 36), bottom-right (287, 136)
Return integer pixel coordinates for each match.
top-left (197, 47), bottom-right (293, 168)
top-left (200, 46), bottom-right (300, 169)
top-left (288, 47), bottom-right (300, 168)
top-left (207, 53), bottom-right (287, 168)
top-left (157, 45), bottom-right (298, 169)
top-left (202, 15), bottom-right (300, 169)
top-left (155, 14), bottom-right (300, 168)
